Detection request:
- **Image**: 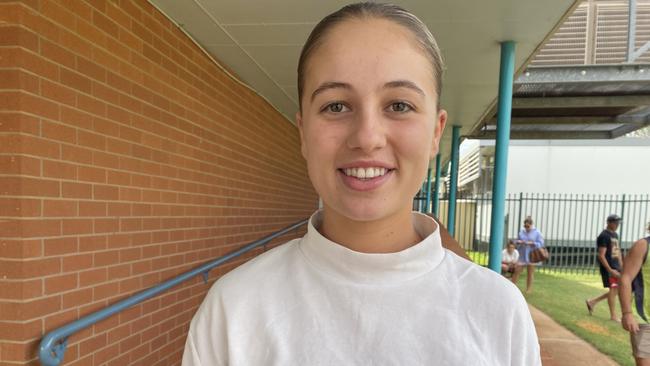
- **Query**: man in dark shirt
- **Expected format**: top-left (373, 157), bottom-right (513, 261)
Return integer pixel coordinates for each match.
top-left (586, 214), bottom-right (622, 321)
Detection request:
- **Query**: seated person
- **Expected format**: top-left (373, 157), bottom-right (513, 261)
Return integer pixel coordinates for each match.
top-left (502, 241), bottom-right (519, 276)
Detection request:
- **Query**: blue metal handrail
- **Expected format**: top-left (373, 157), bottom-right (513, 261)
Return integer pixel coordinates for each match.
top-left (39, 219), bottom-right (308, 366)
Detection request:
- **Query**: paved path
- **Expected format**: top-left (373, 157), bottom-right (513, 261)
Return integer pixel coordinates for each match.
top-left (529, 305), bottom-right (621, 366)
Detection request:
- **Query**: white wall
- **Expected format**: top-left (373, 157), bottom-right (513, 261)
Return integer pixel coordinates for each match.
top-left (504, 140), bottom-right (650, 195)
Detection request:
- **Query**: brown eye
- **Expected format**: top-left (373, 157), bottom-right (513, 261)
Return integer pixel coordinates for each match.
top-left (389, 102), bottom-right (412, 113)
top-left (329, 103), bottom-right (344, 112)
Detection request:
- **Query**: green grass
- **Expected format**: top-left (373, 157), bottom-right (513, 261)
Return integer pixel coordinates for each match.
top-left (519, 271), bottom-right (640, 366)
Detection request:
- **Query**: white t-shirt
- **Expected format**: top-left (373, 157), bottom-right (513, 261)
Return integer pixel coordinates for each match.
top-left (502, 249), bottom-right (520, 264)
top-left (182, 211), bottom-right (540, 366)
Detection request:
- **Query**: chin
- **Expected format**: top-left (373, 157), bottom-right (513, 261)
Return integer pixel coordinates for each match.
top-left (330, 199), bottom-right (402, 223)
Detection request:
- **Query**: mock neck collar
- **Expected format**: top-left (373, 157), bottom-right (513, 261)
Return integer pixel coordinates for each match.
top-left (299, 211), bottom-right (445, 285)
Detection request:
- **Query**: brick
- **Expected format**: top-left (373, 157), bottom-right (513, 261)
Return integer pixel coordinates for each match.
top-left (62, 253), bottom-right (93, 272)
top-left (93, 250), bottom-right (118, 266)
top-left (41, 0), bottom-right (77, 30)
top-left (0, 197), bottom-right (40, 217)
top-left (20, 134), bottom-right (61, 159)
top-left (92, 9), bottom-right (118, 36)
top-left (60, 105), bottom-right (93, 130)
top-left (77, 93), bottom-right (107, 116)
top-left (94, 218), bottom-right (118, 233)
top-left (76, 17), bottom-right (108, 49)
top-left (62, 287), bottom-right (92, 308)
top-left (20, 219), bottom-right (63, 238)
top-left (77, 166), bottom-right (106, 183)
top-left (18, 92), bottom-right (61, 121)
top-left (44, 237), bottom-right (78, 256)
top-left (0, 239), bottom-right (42, 259)
top-left (60, 67), bottom-right (92, 94)
top-left (43, 160), bottom-right (77, 180)
top-left (0, 69), bottom-right (39, 93)
top-left (93, 281), bottom-right (118, 301)
top-left (77, 55), bottom-right (107, 82)
top-left (92, 82), bottom-right (121, 107)
top-left (59, 27), bottom-right (92, 59)
top-left (107, 263), bottom-right (130, 279)
top-left (0, 278), bottom-right (42, 300)
top-left (93, 184), bottom-right (118, 200)
top-left (0, 295), bottom-right (61, 321)
top-left (40, 39), bottom-right (77, 70)
top-left (79, 267), bottom-right (107, 287)
top-left (44, 308), bottom-right (78, 335)
top-left (40, 80), bottom-right (77, 108)
top-left (0, 25), bottom-right (38, 51)
top-left (0, 176), bottom-right (59, 197)
top-left (44, 273), bottom-right (78, 294)
top-left (0, 112), bottom-right (40, 135)
top-left (0, 319), bottom-right (41, 342)
top-left (62, 182), bottom-right (92, 199)
top-left (78, 201), bottom-right (106, 216)
top-left (62, 218), bottom-right (93, 235)
top-left (43, 199), bottom-right (77, 217)
top-left (14, 48), bottom-right (60, 81)
top-left (78, 235), bottom-right (107, 252)
top-left (62, 145), bottom-right (93, 164)
top-left (107, 202), bottom-right (130, 216)
top-left (0, 145), bottom-right (43, 175)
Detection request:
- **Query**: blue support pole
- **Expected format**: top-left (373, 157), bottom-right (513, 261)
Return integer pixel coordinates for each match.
top-left (447, 125), bottom-right (461, 236)
top-left (488, 41), bottom-right (516, 273)
top-left (432, 153), bottom-right (442, 217)
top-left (425, 162), bottom-right (433, 214)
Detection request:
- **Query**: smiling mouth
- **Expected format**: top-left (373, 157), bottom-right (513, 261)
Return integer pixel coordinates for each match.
top-left (339, 167), bottom-right (394, 179)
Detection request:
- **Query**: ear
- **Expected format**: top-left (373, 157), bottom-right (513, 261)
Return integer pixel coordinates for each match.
top-left (430, 109), bottom-right (448, 160)
top-left (296, 111), bottom-right (308, 160)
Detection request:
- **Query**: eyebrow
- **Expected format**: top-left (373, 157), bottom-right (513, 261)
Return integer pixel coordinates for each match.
top-left (383, 80), bottom-right (425, 97)
top-left (311, 81), bottom-right (351, 102)
top-left (309, 79), bottom-right (426, 102)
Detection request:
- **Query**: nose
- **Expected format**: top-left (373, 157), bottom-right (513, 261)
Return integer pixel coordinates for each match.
top-left (346, 108), bottom-right (387, 153)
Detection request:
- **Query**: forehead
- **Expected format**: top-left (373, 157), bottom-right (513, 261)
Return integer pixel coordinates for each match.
top-left (302, 18), bottom-right (435, 94)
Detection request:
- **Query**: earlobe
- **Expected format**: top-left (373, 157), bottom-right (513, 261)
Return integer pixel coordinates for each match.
top-left (431, 109), bottom-right (448, 159)
top-left (296, 112), bottom-right (308, 159)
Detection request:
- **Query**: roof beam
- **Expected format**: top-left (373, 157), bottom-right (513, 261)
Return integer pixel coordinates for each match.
top-left (486, 116), bottom-right (616, 125)
top-left (519, 64), bottom-right (650, 84)
top-left (469, 130), bottom-right (612, 140)
top-left (512, 95), bottom-right (650, 109)
top-left (610, 122), bottom-right (650, 139)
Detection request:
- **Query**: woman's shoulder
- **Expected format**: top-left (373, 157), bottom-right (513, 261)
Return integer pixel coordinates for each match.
top-left (442, 250), bottom-right (525, 304)
top-left (208, 238), bottom-right (303, 298)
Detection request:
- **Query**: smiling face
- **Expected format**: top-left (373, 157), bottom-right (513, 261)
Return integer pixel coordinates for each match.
top-left (297, 18), bottom-right (447, 224)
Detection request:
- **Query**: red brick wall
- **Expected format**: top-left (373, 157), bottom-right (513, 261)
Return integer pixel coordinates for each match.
top-left (0, 1), bottom-right (318, 364)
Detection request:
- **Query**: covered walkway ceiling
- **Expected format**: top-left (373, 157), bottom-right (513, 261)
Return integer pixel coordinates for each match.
top-left (149, 0), bottom-right (579, 162)
top-left (471, 63), bottom-right (650, 139)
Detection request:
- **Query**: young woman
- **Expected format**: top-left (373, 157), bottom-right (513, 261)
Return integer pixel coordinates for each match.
top-left (512, 216), bottom-right (545, 293)
top-left (619, 222), bottom-right (650, 365)
top-left (182, 3), bottom-right (540, 365)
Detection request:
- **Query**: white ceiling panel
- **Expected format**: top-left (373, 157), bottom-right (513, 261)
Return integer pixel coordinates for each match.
top-left (149, 0), bottom-right (580, 162)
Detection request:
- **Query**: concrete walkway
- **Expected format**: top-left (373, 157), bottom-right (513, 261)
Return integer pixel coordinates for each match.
top-left (529, 305), bottom-right (621, 366)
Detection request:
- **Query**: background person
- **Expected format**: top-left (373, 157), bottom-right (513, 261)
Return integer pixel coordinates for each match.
top-left (586, 214), bottom-right (623, 321)
top-left (619, 222), bottom-right (650, 365)
top-left (512, 216), bottom-right (544, 293)
top-left (502, 241), bottom-right (520, 277)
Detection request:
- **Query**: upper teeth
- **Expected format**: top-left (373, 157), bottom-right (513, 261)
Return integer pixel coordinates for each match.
top-left (343, 167), bottom-right (388, 179)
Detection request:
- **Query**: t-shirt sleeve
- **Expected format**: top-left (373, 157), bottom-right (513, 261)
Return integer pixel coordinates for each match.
top-left (596, 233), bottom-right (610, 248)
top-left (181, 284), bottom-right (228, 366)
top-left (509, 294), bottom-right (542, 366)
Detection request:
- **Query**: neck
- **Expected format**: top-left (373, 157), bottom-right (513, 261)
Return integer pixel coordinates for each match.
top-left (319, 205), bottom-right (421, 253)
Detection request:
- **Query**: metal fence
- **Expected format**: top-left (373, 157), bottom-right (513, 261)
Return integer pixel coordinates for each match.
top-left (418, 193), bottom-right (650, 273)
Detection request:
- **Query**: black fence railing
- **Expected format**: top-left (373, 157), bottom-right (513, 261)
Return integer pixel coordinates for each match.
top-left (416, 193), bottom-right (650, 274)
